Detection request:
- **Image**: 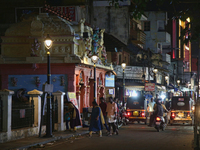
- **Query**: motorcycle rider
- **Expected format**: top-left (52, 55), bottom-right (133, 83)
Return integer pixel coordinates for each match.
top-left (153, 99), bottom-right (169, 129)
top-left (149, 98), bottom-right (168, 127)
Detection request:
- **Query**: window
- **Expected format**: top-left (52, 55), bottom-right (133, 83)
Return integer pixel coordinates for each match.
top-left (157, 20), bottom-right (165, 31)
top-left (144, 21), bottom-right (150, 31)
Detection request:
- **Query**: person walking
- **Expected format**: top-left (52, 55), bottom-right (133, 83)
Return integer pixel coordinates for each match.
top-left (106, 97), bottom-right (118, 136)
top-left (99, 97), bottom-right (110, 133)
top-left (89, 101), bottom-right (105, 137)
top-left (147, 97), bottom-right (155, 126)
top-left (64, 95), bottom-right (81, 132)
top-left (64, 108), bottom-right (70, 131)
top-left (147, 98), bottom-right (155, 115)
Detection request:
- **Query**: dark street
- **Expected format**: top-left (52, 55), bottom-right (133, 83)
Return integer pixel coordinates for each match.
top-left (31, 123), bottom-right (193, 150)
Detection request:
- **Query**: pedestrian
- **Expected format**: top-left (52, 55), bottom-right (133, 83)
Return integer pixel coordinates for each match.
top-left (113, 97), bottom-right (120, 130)
top-left (64, 108), bottom-right (70, 130)
top-left (147, 97), bottom-right (155, 115)
top-left (114, 97), bottom-right (120, 110)
top-left (106, 96), bottom-right (118, 136)
top-left (64, 95), bottom-right (81, 132)
top-left (165, 98), bottom-right (171, 124)
top-left (89, 101), bottom-right (105, 137)
top-left (149, 99), bottom-right (169, 127)
top-left (99, 97), bottom-right (110, 133)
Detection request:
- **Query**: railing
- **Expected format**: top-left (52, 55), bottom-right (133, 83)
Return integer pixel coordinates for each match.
top-left (12, 100), bottom-right (34, 129)
top-left (130, 29), bottom-right (146, 44)
top-left (0, 96), bottom-right (2, 132)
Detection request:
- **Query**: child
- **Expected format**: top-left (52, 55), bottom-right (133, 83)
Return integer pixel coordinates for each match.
top-left (65, 108), bottom-right (70, 130)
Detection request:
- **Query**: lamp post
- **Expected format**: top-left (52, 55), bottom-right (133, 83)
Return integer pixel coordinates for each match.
top-left (153, 68), bottom-right (158, 97)
top-left (177, 79), bottom-right (180, 87)
top-left (121, 61), bottom-right (126, 107)
top-left (44, 34), bottom-right (53, 137)
top-left (165, 75), bottom-right (169, 98)
top-left (91, 53), bottom-right (99, 102)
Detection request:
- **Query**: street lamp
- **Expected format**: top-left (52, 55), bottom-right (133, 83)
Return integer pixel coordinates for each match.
top-left (121, 61), bottom-right (126, 107)
top-left (153, 68), bottom-right (158, 97)
top-left (165, 75), bottom-right (169, 97)
top-left (177, 79), bottom-right (180, 87)
top-left (44, 34), bottom-right (53, 137)
top-left (91, 53), bottom-right (99, 102)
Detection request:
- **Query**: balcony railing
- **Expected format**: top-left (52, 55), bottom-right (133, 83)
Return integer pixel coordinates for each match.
top-left (130, 29), bottom-right (146, 45)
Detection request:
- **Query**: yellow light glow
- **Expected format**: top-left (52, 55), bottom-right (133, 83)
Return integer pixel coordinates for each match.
top-left (186, 17), bottom-right (190, 22)
top-left (153, 68), bottom-right (158, 74)
top-left (177, 80), bottom-right (180, 84)
top-left (121, 62), bottom-right (126, 70)
top-left (185, 45), bottom-right (189, 50)
top-left (179, 19), bottom-right (182, 26)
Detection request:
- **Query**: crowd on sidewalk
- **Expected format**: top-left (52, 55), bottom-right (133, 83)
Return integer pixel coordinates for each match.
top-left (64, 95), bottom-right (120, 138)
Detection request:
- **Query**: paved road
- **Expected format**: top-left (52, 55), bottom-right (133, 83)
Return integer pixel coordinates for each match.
top-left (29, 123), bottom-right (194, 150)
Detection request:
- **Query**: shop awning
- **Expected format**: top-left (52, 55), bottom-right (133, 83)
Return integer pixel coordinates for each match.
top-left (125, 86), bottom-right (144, 91)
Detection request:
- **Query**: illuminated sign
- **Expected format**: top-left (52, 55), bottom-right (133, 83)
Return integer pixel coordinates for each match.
top-left (105, 74), bottom-right (115, 87)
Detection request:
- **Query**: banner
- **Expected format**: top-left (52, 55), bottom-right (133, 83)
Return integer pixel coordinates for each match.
top-left (145, 83), bottom-right (155, 91)
top-left (67, 92), bottom-right (78, 108)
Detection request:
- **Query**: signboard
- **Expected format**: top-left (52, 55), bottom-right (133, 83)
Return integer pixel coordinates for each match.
top-left (67, 92), bottom-right (78, 109)
top-left (109, 89), bottom-right (114, 95)
top-left (105, 74), bottom-right (115, 87)
top-left (145, 83), bottom-right (155, 91)
top-left (114, 65), bottom-right (153, 80)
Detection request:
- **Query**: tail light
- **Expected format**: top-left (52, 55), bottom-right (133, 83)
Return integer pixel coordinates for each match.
top-left (187, 113), bottom-right (190, 117)
top-left (141, 112), bottom-right (145, 117)
top-left (127, 112), bottom-right (131, 116)
top-left (156, 117), bottom-right (161, 121)
top-left (171, 112), bottom-right (175, 118)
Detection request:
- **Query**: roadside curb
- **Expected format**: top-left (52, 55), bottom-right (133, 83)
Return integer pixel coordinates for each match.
top-left (14, 131), bottom-right (89, 150)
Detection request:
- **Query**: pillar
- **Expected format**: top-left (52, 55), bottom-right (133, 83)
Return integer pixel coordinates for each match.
top-left (52, 90), bottom-right (65, 131)
top-left (27, 89), bottom-right (43, 128)
top-left (0, 89), bottom-right (14, 137)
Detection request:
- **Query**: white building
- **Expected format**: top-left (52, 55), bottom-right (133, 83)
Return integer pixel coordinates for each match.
top-left (144, 11), bottom-right (171, 54)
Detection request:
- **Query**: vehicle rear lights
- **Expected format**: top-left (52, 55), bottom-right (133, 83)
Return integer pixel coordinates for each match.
top-left (172, 113), bottom-right (175, 118)
top-left (187, 113), bottom-right (190, 117)
top-left (156, 117), bottom-right (161, 121)
top-left (141, 112), bottom-right (145, 117)
top-left (127, 112), bottom-right (131, 116)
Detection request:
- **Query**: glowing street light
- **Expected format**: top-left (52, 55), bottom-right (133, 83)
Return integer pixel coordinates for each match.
top-left (121, 61), bottom-right (126, 107)
top-left (44, 34), bottom-right (53, 137)
top-left (91, 53), bottom-right (99, 102)
top-left (177, 79), bottom-right (180, 86)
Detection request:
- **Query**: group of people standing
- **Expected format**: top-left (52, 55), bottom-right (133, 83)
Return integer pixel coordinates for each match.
top-left (64, 95), bottom-right (120, 137)
top-left (89, 97), bottom-right (119, 137)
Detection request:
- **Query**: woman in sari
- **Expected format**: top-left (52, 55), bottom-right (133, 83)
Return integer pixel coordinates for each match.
top-left (65, 97), bottom-right (81, 132)
top-left (89, 101), bottom-right (105, 137)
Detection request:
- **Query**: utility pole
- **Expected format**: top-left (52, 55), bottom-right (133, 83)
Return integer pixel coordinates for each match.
top-left (148, 48), bottom-right (150, 82)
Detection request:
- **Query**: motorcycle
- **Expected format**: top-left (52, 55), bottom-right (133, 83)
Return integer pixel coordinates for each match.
top-left (117, 108), bottom-right (129, 128)
top-left (155, 116), bottom-right (166, 132)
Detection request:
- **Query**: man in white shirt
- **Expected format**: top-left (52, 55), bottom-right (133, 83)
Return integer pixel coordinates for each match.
top-left (148, 97), bottom-right (155, 113)
top-left (147, 97), bottom-right (155, 126)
